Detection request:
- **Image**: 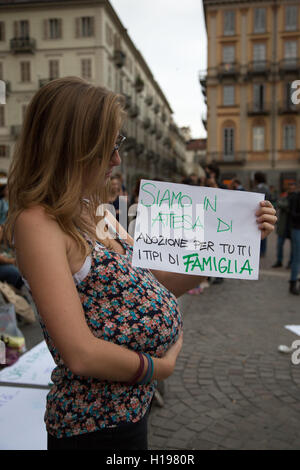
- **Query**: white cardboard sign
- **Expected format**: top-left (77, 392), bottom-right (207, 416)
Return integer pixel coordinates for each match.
top-left (132, 180), bottom-right (264, 280)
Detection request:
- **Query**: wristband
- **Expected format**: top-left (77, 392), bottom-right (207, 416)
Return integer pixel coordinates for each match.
top-left (129, 352), bottom-right (144, 385)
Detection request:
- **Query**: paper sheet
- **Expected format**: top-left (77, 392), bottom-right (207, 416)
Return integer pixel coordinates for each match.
top-left (0, 386), bottom-right (48, 450)
top-left (132, 180), bottom-right (264, 280)
top-left (0, 341), bottom-right (55, 386)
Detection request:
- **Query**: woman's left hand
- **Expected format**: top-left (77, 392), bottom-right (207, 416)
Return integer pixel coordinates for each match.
top-left (256, 200), bottom-right (277, 240)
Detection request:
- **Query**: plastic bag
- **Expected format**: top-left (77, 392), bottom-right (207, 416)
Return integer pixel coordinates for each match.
top-left (0, 303), bottom-right (26, 353)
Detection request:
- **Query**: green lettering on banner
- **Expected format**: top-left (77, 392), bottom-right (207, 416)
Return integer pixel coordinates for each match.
top-left (239, 259), bottom-right (253, 275)
top-left (218, 257), bottom-right (228, 274)
top-left (140, 182), bottom-right (156, 207)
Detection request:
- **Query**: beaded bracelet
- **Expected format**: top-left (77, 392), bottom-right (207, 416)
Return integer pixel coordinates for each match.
top-left (129, 352), bottom-right (144, 385)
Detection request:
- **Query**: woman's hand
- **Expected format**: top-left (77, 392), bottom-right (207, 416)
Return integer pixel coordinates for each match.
top-left (155, 331), bottom-right (183, 380)
top-left (256, 200), bottom-right (277, 240)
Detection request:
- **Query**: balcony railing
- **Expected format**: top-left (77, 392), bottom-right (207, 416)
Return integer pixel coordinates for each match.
top-left (208, 151), bottom-right (246, 165)
top-left (217, 62), bottom-right (240, 79)
top-left (278, 101), bottom-right (300, 114)
top-left (10, 37), bottom-right (36, 54)
top-left (11, 125), bottom-right (22, 138)
top-left (128, 104), bottom-right (140, 119)
top-left (247, 60), bottom-right (271, 77)
top-left (113, 49), bottom-right (126, 68)
top-left (39, 78), bottom-right (52, 88)
top-left (247, 103), bottom-right (270, 115)
top-left (279, 58), bottom-right (300, 75)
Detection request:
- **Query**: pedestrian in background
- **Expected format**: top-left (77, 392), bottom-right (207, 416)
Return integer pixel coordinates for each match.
top-left (272, 182), bottom-right (296, 269)
top-left (253, 172), bottom-right (271, 258)
top-left (288, 186), bottom-right (300, 295)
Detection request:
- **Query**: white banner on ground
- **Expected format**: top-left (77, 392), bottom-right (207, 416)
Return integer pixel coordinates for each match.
top-left (132, 180), bottom-right (264, 280)
top-left (0, 386), bottom-right (48, 450)
top-left (285, 325), bottom-right (300, 336)
top-left (0, 341), bottom-right (55, 386)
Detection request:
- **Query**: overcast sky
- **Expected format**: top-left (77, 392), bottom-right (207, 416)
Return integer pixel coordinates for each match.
top-left (110, 0), bottom-right (208, 139)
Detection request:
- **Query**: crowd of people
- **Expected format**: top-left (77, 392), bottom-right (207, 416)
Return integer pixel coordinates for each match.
top-left (107, 164), bottom-right (300, 297)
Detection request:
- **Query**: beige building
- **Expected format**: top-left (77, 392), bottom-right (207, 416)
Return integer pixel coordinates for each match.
top-left (0, 0), bottom-right (186, 191)
top-left (201, 0), bottom-right (300, 190)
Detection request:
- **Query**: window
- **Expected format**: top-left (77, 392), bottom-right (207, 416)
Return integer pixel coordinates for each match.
top-left (49, 60), bottom-right (59, 79)
top-left (44, 19), bottom-right (62, 39)
top-left (285, 82), bottom-right (296, 109)
top-left (285, 5), bottom-right (298, 31)
top-left (0, 22), bottom-right (5, 41)
top-left (22, 105), bottom-right (27, 121)
top-left (81, 59), bottom-right (92, 80)
top-left (0, 105), bottom-right (4, 127)
top-left (0, 145), bottom-right (9, 158)
top-left (223, 85), bottom-right (235, 106)
top-left (253, 84), bottom-right (265, 111)
top-left (224, 11), bottom-right (235, 36)
top-left (14, 20), bottom-right (29, 38)
top-left (284, 41), bottom-right (297, 66)
top-left (76, 17), bottom-right (94, 38)
top-left (20, 61), bottom-right (31, 82)
top-left (223, 127), bottom-right (235, 159)
top-left (283, 124), bottom-right (296, 150)
top-left (106, 23), bottom-right (113, 46)
top-left (253, 126), bottom-right (265, 151)
top-left (254, 8), bottom-right (266, 33)
top-left (222, 45), bottom-right (235, 64)
top-left (253, 43), bottom-right (266, 69)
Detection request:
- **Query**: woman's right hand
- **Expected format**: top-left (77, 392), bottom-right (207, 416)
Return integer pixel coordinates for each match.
top-left (155, 331), bottom-right (183, 380)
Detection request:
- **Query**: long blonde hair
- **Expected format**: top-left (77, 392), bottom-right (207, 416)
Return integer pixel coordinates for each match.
top-left (4, 76), bottom-right (126, 259)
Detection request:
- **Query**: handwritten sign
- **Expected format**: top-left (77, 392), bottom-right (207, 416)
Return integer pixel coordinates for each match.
top-left (0, 341), bottom-right (55, 386)
top-left (0, 386), bottom-right (48, 449)
top-left (132, 180), bottom-right (264, 280)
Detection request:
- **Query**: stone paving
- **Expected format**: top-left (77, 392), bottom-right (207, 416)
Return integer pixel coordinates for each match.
top-left (13, 232), bottom-right (300, 450)
top-left (148, 233), bottom-right (300, 450)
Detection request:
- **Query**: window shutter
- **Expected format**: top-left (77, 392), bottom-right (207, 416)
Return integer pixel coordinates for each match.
top-left (14, 21), bottom-right (19, 38)
top-left (224, 11), bottom-right (235, 35)
top-left (58, 19), bottom-right (62, 39)
top-left (90, 17), bottom-right (95, 36)
top-left (286, 6), bottom-right (298, 31)
top-left (223, 46), bottom-right (235, 63)
top-left (254, 8), bottom-right (266, 33)
top-left (43, 19), bottom-right (48, 40)
top-left (75, 18), bottom-right (81, 38)
top-left (0, 22), bottom-right (5, 41)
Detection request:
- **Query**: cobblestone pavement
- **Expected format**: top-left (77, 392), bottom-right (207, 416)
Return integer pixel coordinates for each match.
top-left (148, 233), bottom-right (300, 450)
top-left (15, 232), bottom-right (300, 450)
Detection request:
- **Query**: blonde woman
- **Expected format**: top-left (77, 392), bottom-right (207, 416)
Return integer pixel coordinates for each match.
top-left (4, 77), bottom-right (276, 450)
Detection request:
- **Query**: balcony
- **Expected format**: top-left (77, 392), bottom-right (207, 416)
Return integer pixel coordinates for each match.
top-left (134, 76), bottom-right (144, 93)
top-left (247, 103), bottom-right (270, 115)
top-left (279, 58), bottom-right (300, 77)
top-left (39, 78), bottom-right (52, 88)
top-left (278, 101), bottom-right (300, 114)
top-left (199, 72), bottom-right (207, 96)
top-left (145, 95), bottom-right (153, 106)
top-left (208, 151), bottom-right (246, 165)
top-left (247, 60), bottom-right (271, 78)
top-left (11, 125), bottom-right (23, 138)
top-left (10, 37), bottom-right (36, 54)
top-left (128, 104), bottom-right (140, 119)
top-left (143, 117), bottom-right (151, 130)
top-left (113, 49), bottom-right (126, 68)
top-left (217, 62), bottom-right (240, 80)
top-left (122, 94), bottom-right (132, 110)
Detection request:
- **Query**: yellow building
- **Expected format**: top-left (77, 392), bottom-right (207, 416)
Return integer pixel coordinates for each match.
top-left (201, 0), bottom-right (300, 189)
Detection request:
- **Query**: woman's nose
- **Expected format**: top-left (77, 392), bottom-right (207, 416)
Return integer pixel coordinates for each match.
top-left (111, 150), bottom-right (121, 167)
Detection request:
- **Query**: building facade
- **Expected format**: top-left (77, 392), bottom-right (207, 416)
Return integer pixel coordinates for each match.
top-left (201, 0), bottom-right (300, 190)
top-left (0, 0), bottom-right (186, 192)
